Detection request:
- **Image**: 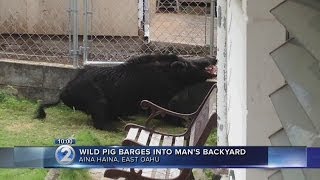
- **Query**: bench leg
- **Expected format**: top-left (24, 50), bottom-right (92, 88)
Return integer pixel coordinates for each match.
top-left (189, 172), bottom-right (195, 180)
top-left (104, 168), bottom-right (144, 180)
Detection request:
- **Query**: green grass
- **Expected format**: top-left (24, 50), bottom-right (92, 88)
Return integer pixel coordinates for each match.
top-left (0, 88), bottom-right (217, 180)
top-left (0, 169), bottom-right (47, 180)
top-left (59, 169), bottom-right (91, 180)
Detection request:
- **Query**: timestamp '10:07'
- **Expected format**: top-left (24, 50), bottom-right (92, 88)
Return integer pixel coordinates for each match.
top-left (55, 138), bottom-right (76, 145)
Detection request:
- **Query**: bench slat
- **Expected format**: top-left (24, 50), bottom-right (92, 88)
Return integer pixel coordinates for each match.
top-left (142, 133), bottom-right (164, 178)
top-left (208, 88), bottom-right (217, 117)
top-left (135, 130), bottom-right (151, 178)
top-left (166, 137), bottom-right (184, 179)
top-left (153, 168), bottom-right (168, 179)
top-left (189, 101), bottom-right (209, 146)
top-left (149, 133), bottom-right (162, 146)
top-left (154, 136), bottom-right (174, 179)
top-left (174, 136), bottom-right (185, 146)
top-left (126, 128), bottom-right (139, 141)
top-left (141, 168), bottom-right (154, 178)
top-left (189, 123), bottom-right (196, 145)
top-left (162, 136), bottom-right (173, 146)
top-left (137, 130), bottom-right (150, 145)
top-left (168, 169), bottom-right (181, 179)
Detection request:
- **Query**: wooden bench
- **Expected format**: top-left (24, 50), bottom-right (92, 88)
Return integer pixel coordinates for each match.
top-left (104, 83), bottom-right (217, 180)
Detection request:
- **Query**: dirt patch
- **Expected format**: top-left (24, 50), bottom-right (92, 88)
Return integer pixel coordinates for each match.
top-left (0, 34), bottom-right (72, 64)
top-left (6, 122), bottom-right (35, 133)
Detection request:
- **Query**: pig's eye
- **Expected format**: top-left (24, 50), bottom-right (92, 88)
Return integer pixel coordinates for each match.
top-left (170, 61), bottom-right (187, 72)
top-left (170, 61), bottom-right (186, 68)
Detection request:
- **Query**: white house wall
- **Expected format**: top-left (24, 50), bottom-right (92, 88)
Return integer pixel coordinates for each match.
top-left (226, 0), bottom-right (247, 147)
top-left (224, 0), bottom-right (247, 179)
top-left (222, 0), bottom-right (286, 179)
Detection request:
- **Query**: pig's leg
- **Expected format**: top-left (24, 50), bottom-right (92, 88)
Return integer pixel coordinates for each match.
top-left (88, 99), bottom-right (116, 131)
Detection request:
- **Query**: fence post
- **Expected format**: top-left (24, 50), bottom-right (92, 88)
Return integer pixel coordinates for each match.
top-left (68, 0), bottom-right (73, 62)
top-left (71, 0), bottom-right (79, 68)
top-left (144, 0), bottom-right (150, 42)
top-left (82, 0), bottom-right (89, 64)
top-left (210, 0), bottom-right (215, 56)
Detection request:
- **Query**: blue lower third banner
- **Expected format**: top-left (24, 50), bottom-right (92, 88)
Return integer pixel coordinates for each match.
top-left (1, 146), bottom-right (319, 168)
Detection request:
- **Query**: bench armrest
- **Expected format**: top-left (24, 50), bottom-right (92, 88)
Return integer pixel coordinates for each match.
top-left (140, 100), bottom-right (197, 128)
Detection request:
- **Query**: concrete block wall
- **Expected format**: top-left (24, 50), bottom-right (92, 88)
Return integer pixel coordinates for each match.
top-left (0, 59), bottom-right (78, 102)
top-left (0, 59), bottom-right (214, 112)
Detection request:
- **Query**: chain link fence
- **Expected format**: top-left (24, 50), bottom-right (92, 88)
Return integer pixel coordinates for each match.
top-left (0, 0), bottom-right (73, 64)
top-left (0, 0), bottom-right (216, 66)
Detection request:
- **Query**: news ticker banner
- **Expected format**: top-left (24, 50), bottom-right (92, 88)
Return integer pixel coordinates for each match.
top-left (1, 146), bottom-right (320, 168)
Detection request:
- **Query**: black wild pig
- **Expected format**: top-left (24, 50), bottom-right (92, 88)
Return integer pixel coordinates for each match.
top-left (35, 54), bottom-right (217, 130)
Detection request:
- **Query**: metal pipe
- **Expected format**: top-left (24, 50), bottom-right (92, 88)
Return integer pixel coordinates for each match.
top-left (210, 0), bottom-right (215, 56)
top-left (83, 0), bottom-right (89, 64)
top-left (138, 0), bottom-right (144, 29)
top-left (68, 0), bottom-right (72, 59)
top-left (84, 61), bottom-right (124, 67)
top-left (72, 0), bottom-right (79, 68)
top-left (144, 0), bottom-right (150, 42)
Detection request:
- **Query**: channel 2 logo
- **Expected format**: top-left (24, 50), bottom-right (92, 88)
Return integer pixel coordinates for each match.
top-left (55, 145), bottom-right (76, 165)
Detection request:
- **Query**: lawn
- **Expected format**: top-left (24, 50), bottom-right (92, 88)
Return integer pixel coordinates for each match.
top-left (0, 87), bottom-right (216, 180)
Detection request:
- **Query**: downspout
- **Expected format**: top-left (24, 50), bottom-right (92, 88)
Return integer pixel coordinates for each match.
top-left (217, 0), bottom-right (228, 146)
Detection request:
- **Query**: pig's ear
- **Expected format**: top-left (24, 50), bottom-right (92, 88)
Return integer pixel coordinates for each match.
top-left (170, 61), bottom-right (187, 72)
